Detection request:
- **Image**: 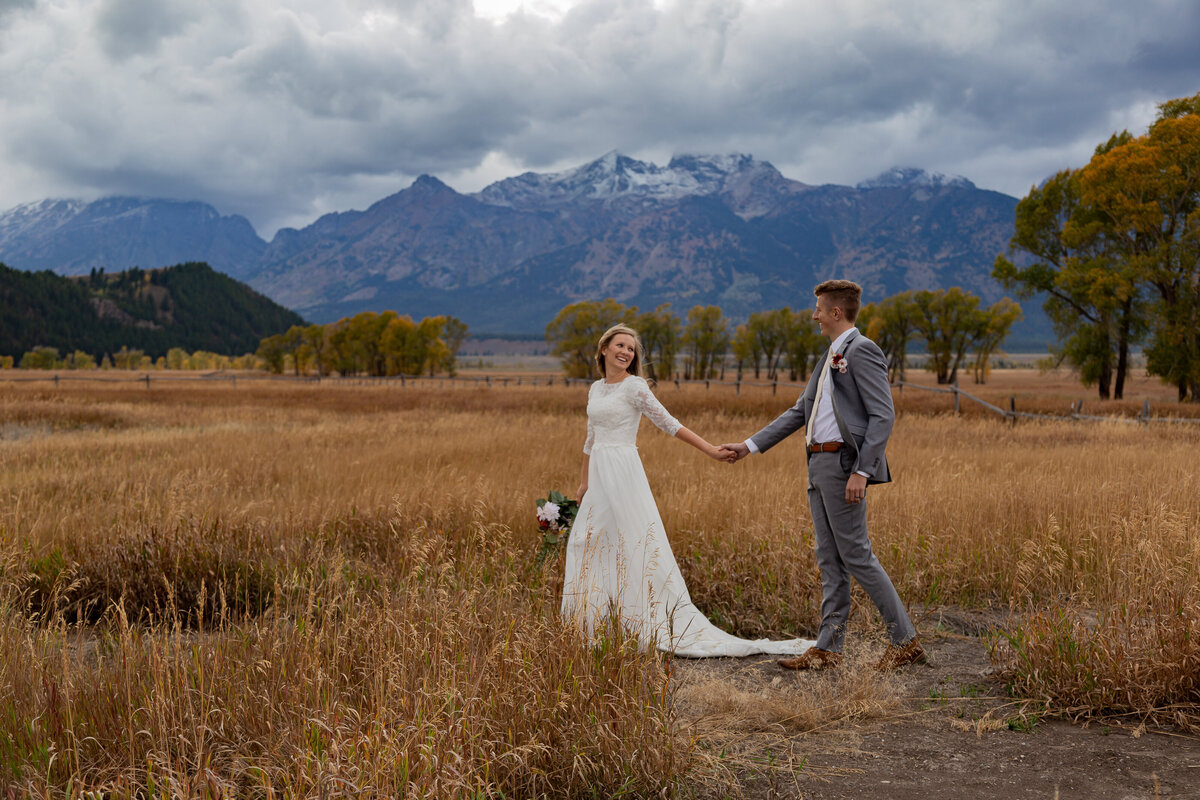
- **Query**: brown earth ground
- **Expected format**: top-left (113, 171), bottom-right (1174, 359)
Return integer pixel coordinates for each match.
top-left (672, 607), bottom-right (1200, 799)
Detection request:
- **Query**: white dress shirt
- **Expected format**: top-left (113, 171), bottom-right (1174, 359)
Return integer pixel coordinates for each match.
top-left (807, 326), bottom-right (856, 444)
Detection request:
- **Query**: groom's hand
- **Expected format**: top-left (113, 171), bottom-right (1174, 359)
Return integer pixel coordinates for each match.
top-left (718, 442), bottom-right (749, 463)
top-left (845, 473), bottom-right (868, 504)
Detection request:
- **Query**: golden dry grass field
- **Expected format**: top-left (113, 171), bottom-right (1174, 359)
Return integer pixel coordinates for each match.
top-left (0, 372), bottom-right (1198, 797)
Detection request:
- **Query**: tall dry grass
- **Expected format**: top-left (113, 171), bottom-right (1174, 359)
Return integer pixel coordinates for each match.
top-left (0, 383), bottom-right (696, 795)
top-left (0, 512), bottom-right (684, 796)
top-left (1, 377), bottom-right (1198, 793)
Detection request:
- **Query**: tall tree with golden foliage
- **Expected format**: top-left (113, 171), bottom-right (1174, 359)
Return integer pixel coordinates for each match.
top-left (993, 161), bottom-right (1144, 399)
top-left (997, 92), bottom-right (1200, 401)
top-left (681, 305), bottom-right (730, 380)
top-left (545, 299), bottom-right (637, 379)
top-left (634, 304), bottom-right (682, 382)
top-left (911, 288), bottom-right (1021, 385)
top-left (1080, 94), bottom-right (1200, 401)
top-left (858, 292), bottom-right (919, 383)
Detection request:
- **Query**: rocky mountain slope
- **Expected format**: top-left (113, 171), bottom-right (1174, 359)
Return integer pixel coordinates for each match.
top-left (0, 153), bottom-right (1043, 344)
top-left (0, 198), bottom-right (265, 283)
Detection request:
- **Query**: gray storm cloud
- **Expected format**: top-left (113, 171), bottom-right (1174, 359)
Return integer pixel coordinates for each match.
top-left (0, 0), bottom-right (1197, 235)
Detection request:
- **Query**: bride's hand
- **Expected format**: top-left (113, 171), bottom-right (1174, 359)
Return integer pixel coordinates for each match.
top-left (577, 483), bottom-right (587, 498)
top-left (706, 444), bottom-right (734, 463)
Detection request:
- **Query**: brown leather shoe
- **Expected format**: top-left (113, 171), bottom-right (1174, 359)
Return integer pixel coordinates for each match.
top-left (875, 637), bottom-right (928, 670)
top-left (778, 647), bottom-right (843, 671)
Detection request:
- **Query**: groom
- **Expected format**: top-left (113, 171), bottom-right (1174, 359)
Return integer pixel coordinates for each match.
top-left (720, 280), bottom-right (925, 671)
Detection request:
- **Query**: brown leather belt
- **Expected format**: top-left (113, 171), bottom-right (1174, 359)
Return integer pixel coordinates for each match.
top-left (808, 442), bottom-right (843, 453)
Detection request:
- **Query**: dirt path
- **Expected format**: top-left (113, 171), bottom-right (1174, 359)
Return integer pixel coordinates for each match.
top-left (672, 615), bottom-right (1200, 799)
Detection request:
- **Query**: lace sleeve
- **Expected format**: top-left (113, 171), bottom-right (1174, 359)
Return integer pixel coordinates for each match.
top-left (629, 377), bottom-right (682, 437)
top-left (583, 417), bottom-right (595, 455)
top-left (583, 382), bottom-right (596, 454)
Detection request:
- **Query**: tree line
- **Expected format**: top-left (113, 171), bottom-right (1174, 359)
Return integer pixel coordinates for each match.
top-left (3, 345), bottom-right (264, 371)
top-left (545, 289), bottom-right (1022, 385)
top-left (994, 92), bottom-right (1200, 401)
top-left (5, 310), bottom-right (469, 378)
top-left (255, 311), bottom-right (468, 377)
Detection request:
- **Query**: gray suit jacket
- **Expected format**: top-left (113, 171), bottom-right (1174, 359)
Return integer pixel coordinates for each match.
top-left (749, 329), bottom-right (894, 484)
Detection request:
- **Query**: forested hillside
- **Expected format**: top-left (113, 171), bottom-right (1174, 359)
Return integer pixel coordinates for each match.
top-left (0, 261), bottom-right (304, 359)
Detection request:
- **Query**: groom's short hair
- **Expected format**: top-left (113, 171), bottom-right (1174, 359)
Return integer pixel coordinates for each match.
top-left (814, 280), bottom-right (862, 322)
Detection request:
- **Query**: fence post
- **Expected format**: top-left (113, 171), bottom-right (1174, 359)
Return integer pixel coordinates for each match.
top-left (705, 379), bottom-right (710, 391)
top-left (1009, 396), bottom-right (1016, 426)
top-left (144, 374), bottom-right (151, 390)
top-left (54, 374), bottom-right (59, 389)
top-left (772, 379), bottom-right (777, 396)
top-left (952, 376), bottom-right (959, 415)
top-left (1142, 399), bottom-right (1150, 423)
top-left (674, 379), bottom-right (680, 391)
top-left (736, 379), bottom-right (741, 396)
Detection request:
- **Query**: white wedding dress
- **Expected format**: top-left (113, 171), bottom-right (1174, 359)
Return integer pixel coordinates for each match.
top-left (561, 375), bottom-right (814, 658)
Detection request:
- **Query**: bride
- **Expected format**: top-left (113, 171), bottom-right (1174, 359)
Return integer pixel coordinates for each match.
top-left (561, 324), bottom-right (814, 658)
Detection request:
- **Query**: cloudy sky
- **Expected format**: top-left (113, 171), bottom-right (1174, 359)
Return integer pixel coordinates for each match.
top-left (1, 0), bottom-right (1197, 236)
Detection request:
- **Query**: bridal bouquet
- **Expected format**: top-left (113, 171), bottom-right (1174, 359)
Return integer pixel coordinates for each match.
top-left (535, 490), bottom-right (579, 568)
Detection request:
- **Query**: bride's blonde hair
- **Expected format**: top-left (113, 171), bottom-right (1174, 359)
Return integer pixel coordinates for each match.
top-left (595, 324), bottom-right (645, 378)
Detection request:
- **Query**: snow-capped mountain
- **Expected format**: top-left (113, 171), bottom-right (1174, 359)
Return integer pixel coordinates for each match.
top-left (0, 153), bottom-right (1041, 343)
top-left (857, 167), bottom-right (975, 191)
top-left (476, 151), bottom-right (805, 218)
top-left (0, 199), bottom-right (89, 244)
top-left (0, 197), bottom-right (265, 281)
top-left (241, 155), bottom-right (1021, 335)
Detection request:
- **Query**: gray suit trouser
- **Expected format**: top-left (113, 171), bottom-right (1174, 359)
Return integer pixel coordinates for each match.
top-left (807, 452), bottom-right (915, 651)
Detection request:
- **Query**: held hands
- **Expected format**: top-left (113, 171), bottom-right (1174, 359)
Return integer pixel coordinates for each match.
top-left (678, 427), bottom-right (740, 464)
top-left (717, 442), bottom-right (750, 463)
top-left (706, 443), bottom-right (739, 463)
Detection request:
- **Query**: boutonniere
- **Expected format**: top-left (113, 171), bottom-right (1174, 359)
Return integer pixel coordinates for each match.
top-left (831, 353), bottom-right (848, 373)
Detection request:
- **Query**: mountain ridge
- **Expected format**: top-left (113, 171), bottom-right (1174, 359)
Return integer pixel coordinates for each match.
top-left (0, 154), bottom-right (1047, 345)
top-left (0, 197), bottom-right (266, 283)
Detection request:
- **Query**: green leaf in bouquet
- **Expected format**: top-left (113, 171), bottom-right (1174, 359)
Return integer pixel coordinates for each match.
top-left (533, 490), bottom-right (575, 572)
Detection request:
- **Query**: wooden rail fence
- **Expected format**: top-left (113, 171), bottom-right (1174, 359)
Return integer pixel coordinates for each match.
top-left (894, 379), bottom-right (1200, 426)
top-left (3, 371), bottom-right (1198, 426)
top-left (0, 371), bottom-right (805, 393)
